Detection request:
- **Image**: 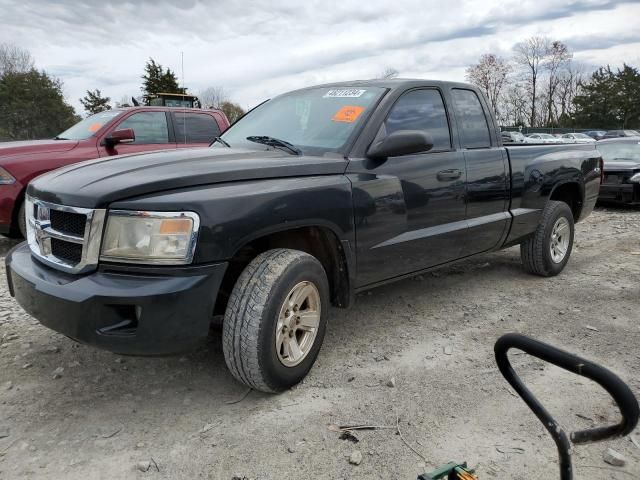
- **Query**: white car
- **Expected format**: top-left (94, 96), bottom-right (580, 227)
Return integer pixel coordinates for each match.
top-left (526, 133), bottom-right (564, 144)
top-left (561, 133), bottom-right (597, 144)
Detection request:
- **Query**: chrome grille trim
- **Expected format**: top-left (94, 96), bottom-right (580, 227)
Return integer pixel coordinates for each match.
top-left (25, 195), bottom-right (106, 274)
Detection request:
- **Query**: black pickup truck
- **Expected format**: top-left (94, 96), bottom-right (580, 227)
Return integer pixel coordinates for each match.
top-left (6, 79), bottom-right (602, 392)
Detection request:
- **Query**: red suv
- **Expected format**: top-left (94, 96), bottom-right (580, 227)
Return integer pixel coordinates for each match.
top-left (0, 107), bottom-right (230, 237)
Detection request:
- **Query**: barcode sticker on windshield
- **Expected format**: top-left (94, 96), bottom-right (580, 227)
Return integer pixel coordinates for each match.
top-left (324, 89), bottom-right (366, 98)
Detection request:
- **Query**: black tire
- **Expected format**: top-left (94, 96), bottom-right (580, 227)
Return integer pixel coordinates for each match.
top-left (222, 249), bottom-right (330, 393)
top-left (4, 201), bottom-right (26, 239)
top-left (520, 200), bottom-right (574, 277)
top-left (17, 201), bottom-right (26, 239)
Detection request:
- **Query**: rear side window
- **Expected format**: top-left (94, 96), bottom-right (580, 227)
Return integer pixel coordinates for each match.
top-left (173, 113), bottom-right (221, 143)
top-left (117, 112), bottom-right (169, 144)
top-left (451, 89), bottom-right (491, 149)
top-left (384, 89), bottom-right (451, 151)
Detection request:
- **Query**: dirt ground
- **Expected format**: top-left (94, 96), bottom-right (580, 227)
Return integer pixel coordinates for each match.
top-left (1, 207), bottom-right (639, 480)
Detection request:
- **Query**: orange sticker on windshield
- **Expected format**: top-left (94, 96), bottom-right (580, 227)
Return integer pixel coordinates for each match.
top-left (332, 105), bottom-right (365, 123)
top-left (88, 122), bottom-right (103, 132)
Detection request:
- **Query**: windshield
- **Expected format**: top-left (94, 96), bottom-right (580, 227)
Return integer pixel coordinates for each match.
top-left (624, 130), bottom-right (640, 136)
top-left (574, 133), bottom-right (591, 139)
top-left (220, 86), bottom-right (386, 155)
top-left (597, 141), bottom-right (640, 161)
top-left (56, 110), bottom-right (122, 140)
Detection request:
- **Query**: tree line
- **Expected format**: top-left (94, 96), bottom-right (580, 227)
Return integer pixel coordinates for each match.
top-left (3, 38), bottom-right (639, 141)
top-left (465, 36), bottom-right (640, 129)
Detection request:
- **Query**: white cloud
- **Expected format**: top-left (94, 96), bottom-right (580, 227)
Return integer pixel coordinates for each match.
top-left (1, 0), bottom-right (638, 113)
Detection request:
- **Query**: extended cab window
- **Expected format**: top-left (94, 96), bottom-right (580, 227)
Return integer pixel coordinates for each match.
top-left (117, 112), bottom-right (169, 144)
top-left (384, 89), bottom-right (451, 151)
top-left (451, 89), bottom-right (491, 149)
top-left (173, 113), bottom-right (221, 143)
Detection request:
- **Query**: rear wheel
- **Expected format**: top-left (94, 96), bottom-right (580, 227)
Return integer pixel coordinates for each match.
top-left (520, 200), bottom-right (574, 277)
top-left (222, 249), bottom-right (330, 393)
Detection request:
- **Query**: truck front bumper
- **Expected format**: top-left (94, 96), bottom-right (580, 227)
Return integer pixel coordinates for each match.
top-left (6, 242), bottom-right (228, 355)
top-left (598, 183), bottom-right (639, 205)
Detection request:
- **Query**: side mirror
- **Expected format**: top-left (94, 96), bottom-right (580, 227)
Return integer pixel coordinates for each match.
top-left (105, 128), bottom-right (135, 147)
top-left (367, 130), bottom-right (434, 159)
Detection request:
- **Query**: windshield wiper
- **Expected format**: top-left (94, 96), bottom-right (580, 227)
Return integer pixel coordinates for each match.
top-left (210, 136), bottom-right (231, 148)
top-left (53, 136), bottom-right (68, 140)
top-left (246, 136), bottom-right (302, 155)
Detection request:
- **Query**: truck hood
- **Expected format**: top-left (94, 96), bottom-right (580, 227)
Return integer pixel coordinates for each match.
top-left (28, 147), bottom-right (348, 208)
top-left (0, 139), bottom-right (79, 159)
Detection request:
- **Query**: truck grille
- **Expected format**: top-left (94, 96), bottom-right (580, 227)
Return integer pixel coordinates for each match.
top-left (25, 196), bottom-right (106, 274)
top-left (604, 172), bottom-right (632, 185)
top-left (51, 238), bottom-right (83, 263)
top-left (50, 209), bottom-right (87, 237)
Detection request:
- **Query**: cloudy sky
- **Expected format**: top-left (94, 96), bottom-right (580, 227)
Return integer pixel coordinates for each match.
top-left (1, 0), bottom-right (639, 114)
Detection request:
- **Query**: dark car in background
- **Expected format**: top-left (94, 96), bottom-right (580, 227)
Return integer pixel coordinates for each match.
top-left (597, 138), bottom-right (640, 205)
top-left (584, 130), bottom-right (607, 141)
top-left (0, 107), bottom-right (230, 237)
top-left (602, 129), bottom-right (640, 139)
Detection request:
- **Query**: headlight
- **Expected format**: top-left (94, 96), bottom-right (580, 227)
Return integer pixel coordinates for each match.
top-left (630, 172), bottom-right (640, 183)
top-left (100, 210), bottom-right (200, 265)
top-left (0, 167), bottom-right (16, 184)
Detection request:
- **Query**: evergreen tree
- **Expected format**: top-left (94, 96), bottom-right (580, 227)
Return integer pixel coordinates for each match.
top-left (0, 69), bottom-right (78, 140)
top-left (79, 89), bottom-right (111, 114)
top-left (141, 58), bottom-right (182, 102)
top-left (573, 64), bottom-right (640, 129)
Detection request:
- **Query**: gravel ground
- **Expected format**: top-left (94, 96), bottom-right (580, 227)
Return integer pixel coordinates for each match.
top-left (1, 207), bottom-right (639, 480)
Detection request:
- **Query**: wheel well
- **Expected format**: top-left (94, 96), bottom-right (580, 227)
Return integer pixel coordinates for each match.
top-left (550, 183), bottom-right (582, 221)
top-left (215, 226), bottom-right (351, 316)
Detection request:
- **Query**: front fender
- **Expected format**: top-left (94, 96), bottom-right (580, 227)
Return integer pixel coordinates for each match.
top-left (109, 175), bottom-right (355, 264)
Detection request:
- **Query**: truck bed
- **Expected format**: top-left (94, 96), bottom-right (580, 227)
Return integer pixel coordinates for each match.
top-left (503, 143), bottom-right (601, 246)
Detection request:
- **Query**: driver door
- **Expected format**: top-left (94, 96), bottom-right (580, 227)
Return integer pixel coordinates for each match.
top-left (346, 88), bottom-right (467, 286)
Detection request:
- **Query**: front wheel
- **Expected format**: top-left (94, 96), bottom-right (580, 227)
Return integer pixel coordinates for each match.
top-left (520, 200), bottom-right (575, 277)
top-left (222, 249), bottom-right (330, 393)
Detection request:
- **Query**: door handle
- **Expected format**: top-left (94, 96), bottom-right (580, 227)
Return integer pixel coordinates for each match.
top-left (437, 169), bottom-right (462, 181)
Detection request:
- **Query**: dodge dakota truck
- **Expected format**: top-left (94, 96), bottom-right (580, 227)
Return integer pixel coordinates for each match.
top-left (6, 79), bottom-right (602, 393)
top-left (0, 106), bottom-right (230, 238)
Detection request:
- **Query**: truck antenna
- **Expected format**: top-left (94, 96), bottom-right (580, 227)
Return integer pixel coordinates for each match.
top-left (181, 51), bottom-right (187, 144)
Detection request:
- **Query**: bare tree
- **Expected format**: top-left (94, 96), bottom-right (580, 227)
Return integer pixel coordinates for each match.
top-left (513, 36), bottom-right (550, 127)
top-left (199, 86), bottom-right (228, 109)
top-left (465, 54), bottom-right (511, 119)
top-left (556, 62), bottom-right (585, 123)
top-left (502, 83), bottom-right (529, 127)
top-left (378, 67), bottom-right (399, 79)
top-left (0, 43), bottom-right (34, 76)
top-left (543, 41), bottom-right (572, 125)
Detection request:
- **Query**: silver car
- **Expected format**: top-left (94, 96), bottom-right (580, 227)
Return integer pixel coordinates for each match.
top-left (526, 133), bottom-right (564, 144)
top-left (561, 133), bottom-right (597, 144)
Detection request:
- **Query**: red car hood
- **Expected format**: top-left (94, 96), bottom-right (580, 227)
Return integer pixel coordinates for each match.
top-left (0, 139), bottom-right (79, 159)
